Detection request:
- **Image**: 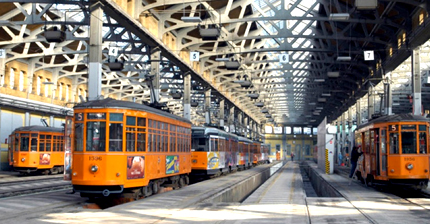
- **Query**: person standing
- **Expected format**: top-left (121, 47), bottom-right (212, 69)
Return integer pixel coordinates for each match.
top-left (349, 146), bottom-right (363, 178)
top-left (291, 152), bottom-right (295, 161)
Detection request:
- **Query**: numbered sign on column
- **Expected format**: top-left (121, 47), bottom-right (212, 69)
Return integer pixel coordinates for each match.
top-left (279, 53), bottom-right (289, 63)
top-left (0, 49), bottom-right (5, 58)
top-left (109, 47), bottom-right (119, 56)
top-left (190, 51), bottom-right (199, 61)
top-left (364, 50), bottom-right (374, 61)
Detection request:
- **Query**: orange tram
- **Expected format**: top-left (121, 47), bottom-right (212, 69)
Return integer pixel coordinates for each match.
top-left (191, 126), bottom-right (269, 177)
top-left (71, 98), bottom-right (192, 198)
top-left (8, 126), bottom-right (65, 174)
top-left (354, 114), bottom-right (430, 189)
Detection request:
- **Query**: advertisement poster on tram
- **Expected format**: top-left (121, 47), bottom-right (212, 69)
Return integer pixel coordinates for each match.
top-left (166, 155), bottom-right (179, 174)
top-left (39, 153), bottom-right (50, 165)
top-left (207, 152), bottom-right (220, 169)
top-left (127, 156), bottom-right (145, 179)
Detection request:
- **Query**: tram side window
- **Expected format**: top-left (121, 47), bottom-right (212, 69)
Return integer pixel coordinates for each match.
top-left (74, 123), bottom-right (84, 151)
top-left (148, 133), bottom-right (152, 152)
top-left (110, 123), bottom-right (123, 152)
top-left (419, 132), bottom-right (427, 154)
top-left (31, 137), bottom-right (37, 152)
top-left (20, 136), bottom-right (29, 152)
top-left (401, 132), bottom-right (417, 154)
top-left (86, 122), bottom-right (106, 152)
top-left (192, 138), bottom-right (206, 151)
top-left (389, 133), bottom-right (399, 154)
top-left (137, 133), bottom-right (145, 152)
top-left (46, 135), bottom-right (52, 152)
top-left (14, 135), bottom-right (19, 152)
top-left (39, 135), bottom-right (45, 152)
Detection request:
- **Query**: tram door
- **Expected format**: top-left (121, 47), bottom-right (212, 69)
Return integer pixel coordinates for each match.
top-left (379, 128), bottom-right (387, 177)
top-left (375, 128), bottom-right (380, 176)
top-left (369, 130), bottom-right (376, 175)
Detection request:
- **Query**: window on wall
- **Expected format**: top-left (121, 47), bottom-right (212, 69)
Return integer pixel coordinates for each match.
top-left (9, 68), bottom-right (14, 89)
top-left (285, 126), bottom-right (292, 134)
top-left (58, 83), bottom-right (63, 99)
top-left (274, 127), bottom-right (282, 134)
top-left (44, 79), bottom-right (50, 97)
top-left (265, 125), bottom-right (273, 134)
top-left (78, 89), bottom-right (82, 102)
top-left (293, 127), bottom-right (302, 134)
top-left (0, 69), bottom-right (4, 86)
top-left (303, 127), bottom-right (311, 135)
top-left (36, 76), bottom-right (41, 95)
top-left (65, 84), bottom-right (69, 101)
top-left (19, 71), bottom-right (24, 91)
top-left (313, 127), bottom-right (317, 135)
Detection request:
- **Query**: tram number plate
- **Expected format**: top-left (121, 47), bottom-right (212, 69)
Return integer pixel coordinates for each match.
top-left (89, 156), bottom-right (102, 161)
top-left (404, 157), bottom-right (415, 161)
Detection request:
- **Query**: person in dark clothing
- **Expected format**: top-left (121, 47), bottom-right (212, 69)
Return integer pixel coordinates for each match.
top-left (349, 146), bottom-right (363, 178)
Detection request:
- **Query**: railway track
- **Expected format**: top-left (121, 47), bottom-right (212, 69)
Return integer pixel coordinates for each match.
top-left (0, 175), bottom-right (71, 198)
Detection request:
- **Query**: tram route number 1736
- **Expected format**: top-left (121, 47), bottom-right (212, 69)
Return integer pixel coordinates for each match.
top-left (89, 156), bottom-right (102, 161)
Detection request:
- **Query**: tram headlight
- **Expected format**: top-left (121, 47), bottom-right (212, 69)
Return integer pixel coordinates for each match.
top-left (21, 158), bottom-right (25, 162)
top-left (90, 165), bottom-right (98, 173)
top-left (406, 163), bottom-right (413, 170)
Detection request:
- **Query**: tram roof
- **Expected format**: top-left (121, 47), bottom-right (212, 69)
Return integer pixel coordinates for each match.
top-left (358, 114), bottom-right (430, 129)
top-left (74, 98), bottom-right (191, 124)
top-left (13, 126), bottom-right (63, 133)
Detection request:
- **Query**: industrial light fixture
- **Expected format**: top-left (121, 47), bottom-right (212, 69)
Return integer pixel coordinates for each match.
top-left (247, 93), bottom-right (259, 100)
top-left (191, 101), bottom-right (199, 107)
top-left (314, 79), bottom-right (325, 82)
top-left (321, 93), bottom-right (331, 97)
top-left (318, 98), bottom-right (327, 102)
top-left (181, 16), bottom-right (202, 23)
top-left (308, 102), bottom-right (316, 105)
top-left (356, 0), bottom-right (377, 10)
top-left (255, 102), bottom-right (264, 107)
top-left (215, 57), bottom-right (230, 62)
top-left (225, 61), bottom-right (240, 70)
top-left (44, 26), bottom-right (65, 43)
top-left (329, 13), bottom-right (350, 21)
top-left (42, 81), bottom-right (54, 85)
top-left (327, 71), bottom-right (340, 77)
top-left (337, 56), bottom-right (351, 61)
top-left (199, 26), bottom-right (220, 40)
top-left (316, 107), bottom-right (324, 110)
top-left (261, 109), bottom-right (269, 113)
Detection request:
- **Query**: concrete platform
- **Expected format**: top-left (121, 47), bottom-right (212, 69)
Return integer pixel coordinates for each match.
top-left (3, 161), bottom-right (430, 224)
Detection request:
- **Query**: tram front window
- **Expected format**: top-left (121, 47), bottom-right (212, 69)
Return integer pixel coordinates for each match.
top-left (389, 133), bottom-right (399, 154)
top-left (401, 132), bottom-right (417, 154)
top-left (74, 123), bottom-right (84, 152)
top-left (192, 138), bottom-right (207, 151)
top-left (20, 137), bottom-right (29, 152)
top-left (86, 121), bottom-right (106, 152)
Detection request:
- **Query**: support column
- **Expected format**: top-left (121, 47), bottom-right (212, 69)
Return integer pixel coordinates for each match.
top-left (183, 73), bottom-right (191, 120)
top-left (237, 112), bottom-right (242, 135)
top-left (384, 77), bottom-right (392, 115)
top-left (348, 107), bottom-right (353, 154)
top-left (368, 86), bottom-right (375, 120)
top-left (27, 59), bottom-right (36, 98)
top-left (356, 100), bottom-right (361, 126)
top-left (219, 99), bottom-right (225, 129)
top-left (150, 51), bottom-right (161, 104)
top-left (229, 107), bottom-right (235, 133)
top-left (205, 89), bottom-right (211, 125)
top-left (25, 112), bottom-right (30, 126)
top-left (88, 5), bottom-right (103, 101)
top-left (412, 47), bottom-right (422, 115)
top-left (245, 117), bottom-right (249, 138)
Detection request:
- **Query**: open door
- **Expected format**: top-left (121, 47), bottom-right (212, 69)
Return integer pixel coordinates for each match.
top-left (379, 128), bottom-right (387, 177)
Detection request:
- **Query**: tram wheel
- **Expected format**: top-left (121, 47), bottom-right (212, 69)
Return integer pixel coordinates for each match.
top-left (184, 175), bottom-right (189, 185)
top-left (179, 177), bottom-right (185, 188)
top-left (143, 185), bottom-right (152, 197)
top-left (152, 181), bottom-right (160, 194)
top-left (365, 175), bottom-right (373, 187)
